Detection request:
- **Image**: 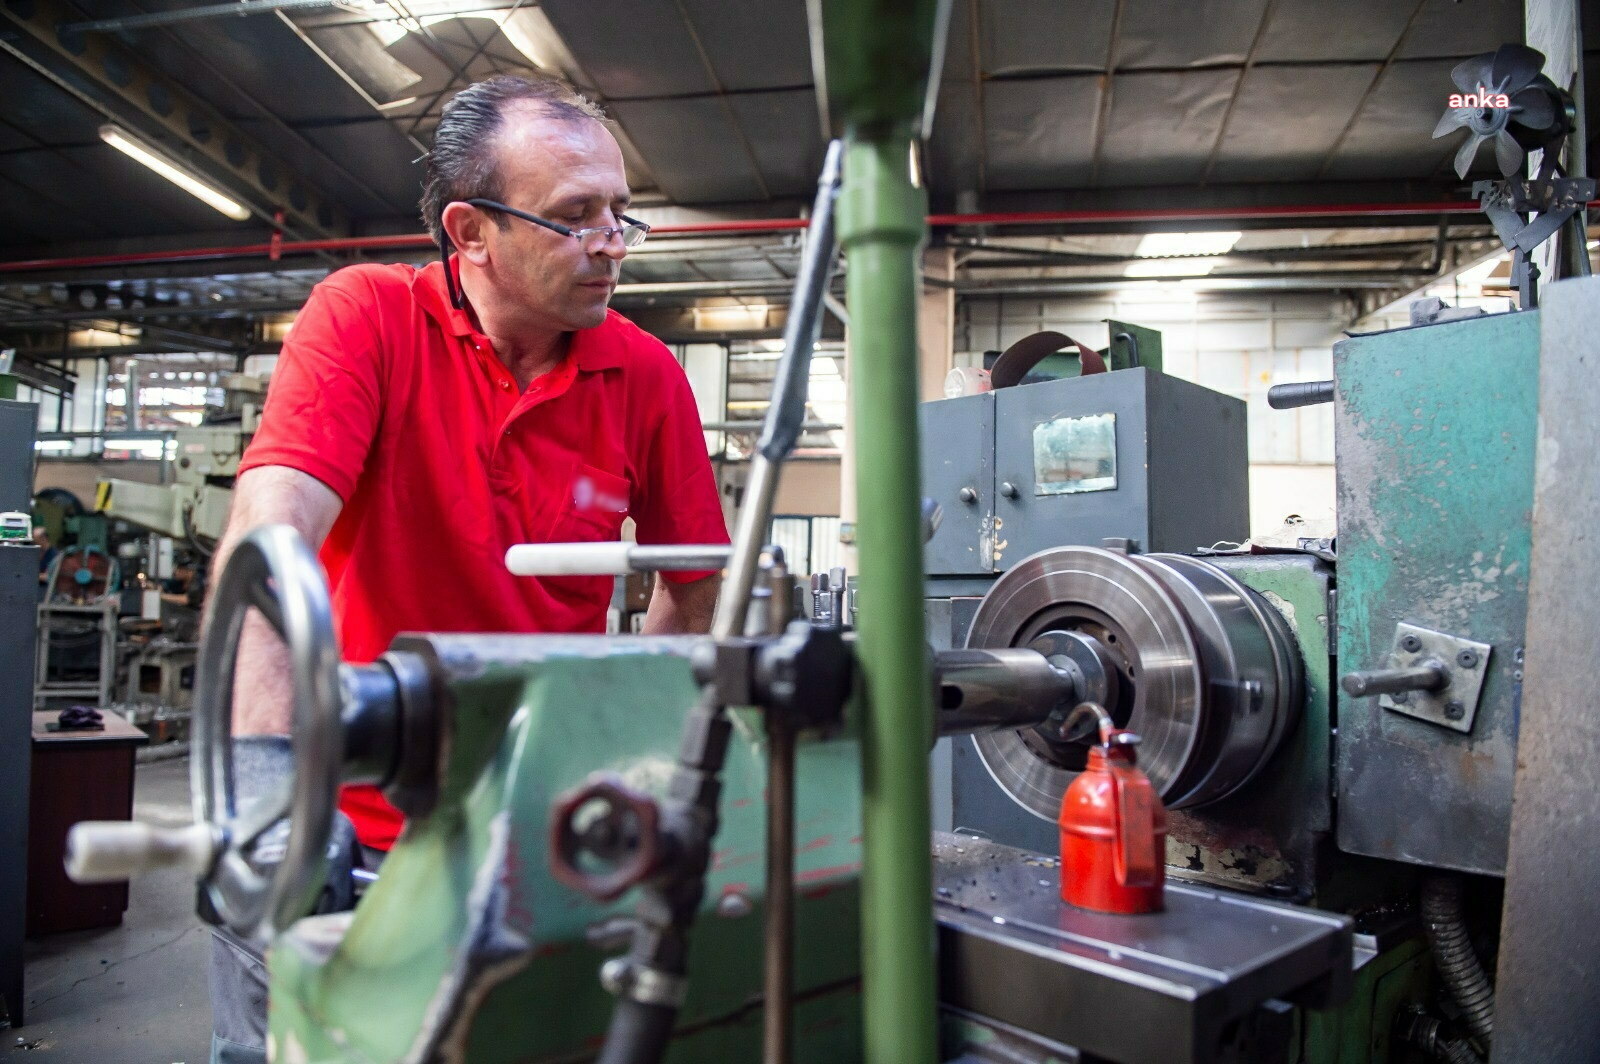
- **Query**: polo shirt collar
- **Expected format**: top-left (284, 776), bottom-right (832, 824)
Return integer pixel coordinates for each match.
top-left (414, 258), bottom-right (627, 372)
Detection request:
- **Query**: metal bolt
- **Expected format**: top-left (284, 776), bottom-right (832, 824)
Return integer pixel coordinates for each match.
top-left (999, 481), bottom-right (1020, 499)
top-left (1391, 691), bottom-right (1410, 705)
top-left (958, 486), bottom-right (977, 504)
top-left (715, 891), bottom-right (753, 919)
top-left (1400, 634), bottom-right (1423, 653)
top-left (1455, 649), bottom-right (1479, 669)
top-left (1444, 700), bottom-right (1465, 721)
top-left (1513, 647), bottom-right (1524, 665)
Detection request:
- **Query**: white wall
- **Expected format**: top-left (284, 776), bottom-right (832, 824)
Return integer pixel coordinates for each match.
top-left (959, 289), bottom-right (1346, 536)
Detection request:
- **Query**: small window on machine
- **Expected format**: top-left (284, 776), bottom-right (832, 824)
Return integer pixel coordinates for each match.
top-left (1033, 412), bottom-right (1117, 496)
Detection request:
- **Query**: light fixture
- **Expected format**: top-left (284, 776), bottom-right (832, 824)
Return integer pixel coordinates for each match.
top-left (1124, 257), bottom-right (1222, 277)
top-left (1125, 231), bottom-right (1241, 278)
top-left (99, 125), bottom-right (252, 221)
top-left (1134, 231), bottom-right (1243, 258)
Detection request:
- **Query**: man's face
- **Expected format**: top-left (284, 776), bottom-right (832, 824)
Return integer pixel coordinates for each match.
top-left (480, 108), bottom-right (630, 332)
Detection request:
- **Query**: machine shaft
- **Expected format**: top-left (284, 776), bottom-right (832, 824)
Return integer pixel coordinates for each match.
top-left (933, 647), bottom-right (1078, 736)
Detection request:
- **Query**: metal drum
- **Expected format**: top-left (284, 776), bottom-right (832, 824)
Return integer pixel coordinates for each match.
top-left (966, 546), bottom-right (1301, 820)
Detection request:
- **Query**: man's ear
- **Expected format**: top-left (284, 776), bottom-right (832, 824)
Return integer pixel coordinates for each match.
top-left (441, 202), bottom-right (490, 267)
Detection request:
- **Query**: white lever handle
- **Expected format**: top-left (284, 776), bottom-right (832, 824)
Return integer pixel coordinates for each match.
top-left (505, 542), bottom-right (732, 577)
top-left (65, 821), bottom-right (218, 884)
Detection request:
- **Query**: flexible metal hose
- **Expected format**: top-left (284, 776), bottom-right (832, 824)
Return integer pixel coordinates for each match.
top-left (1421, 876), bottom-right (1495, 1046)
top-left (1399, 1006), bottom-right (1485, 1064)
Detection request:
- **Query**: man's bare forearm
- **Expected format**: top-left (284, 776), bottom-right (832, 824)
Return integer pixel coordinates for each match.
top-left (207, 466), bottom-right (344, 736)
top-left (640, 572), bottom-right (720, 635)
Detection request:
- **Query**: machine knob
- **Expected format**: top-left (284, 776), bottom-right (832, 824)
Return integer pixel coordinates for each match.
top-left (66, 821), bottom-right (218, 884)
top-left (999, 482), bottom-right (1020, 500)
top-left (1267, 380), bottom-right (1335, 410)
top-left (958, 486), bottom-right (977, 504)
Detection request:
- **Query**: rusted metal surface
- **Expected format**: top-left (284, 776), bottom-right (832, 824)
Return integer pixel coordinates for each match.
top-left (1333, 311), bottom-right (1540, 875)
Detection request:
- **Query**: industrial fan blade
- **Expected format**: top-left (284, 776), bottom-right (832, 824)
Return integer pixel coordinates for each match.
top-left (1508, 85), bottom-right (1557, 134)
top-left (1455, 135), bottom-right (1485, 180)
top-left (1493, 128), bottom-right (1524, 177)
top-left (1452, 53), bottom-right (1496, 93)
top-left (1489, 43), bottom-right (1545, 97)
top-left (1433, 108), bottom-right (1471, 138)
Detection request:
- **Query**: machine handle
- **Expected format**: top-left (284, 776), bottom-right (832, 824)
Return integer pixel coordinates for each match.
top-left (66, 821), bottom-right (217, 884)
top-left (507, 543), bottom-right (732, 576)
top-left (1267, 381), bottom-right (1335, 409)
top-left (1110, 763), bottom-right (1159, 889)
top-left (1340, 662), bottom-right (1449, 698)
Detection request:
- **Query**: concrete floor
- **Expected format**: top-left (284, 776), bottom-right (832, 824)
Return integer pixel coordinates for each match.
top-left (8, 758), bottom-right (213, 1062)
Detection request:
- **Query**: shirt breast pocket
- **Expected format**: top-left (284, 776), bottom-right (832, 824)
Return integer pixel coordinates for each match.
top-left (559, 464), bottom-right (631, 542)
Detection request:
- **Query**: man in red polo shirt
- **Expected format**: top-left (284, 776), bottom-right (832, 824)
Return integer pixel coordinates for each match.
top-left (205, 75), bottom-right (728, 1064)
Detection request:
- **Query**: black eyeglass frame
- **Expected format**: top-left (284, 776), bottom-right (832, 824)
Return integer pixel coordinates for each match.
top-left (440, 198), bottom-right (649, 309)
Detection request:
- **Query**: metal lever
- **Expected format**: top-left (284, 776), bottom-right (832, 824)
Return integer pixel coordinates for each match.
top-left (1340, 662), bottom-right (1449, 698)
top-left (506, 542), bottom-right (732, 576)
top-left (1267, 381), bottom-right (1335, 409)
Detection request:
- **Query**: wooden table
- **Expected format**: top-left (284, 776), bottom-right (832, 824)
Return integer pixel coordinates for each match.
top-left (27, 710), bottom-right (148, 936)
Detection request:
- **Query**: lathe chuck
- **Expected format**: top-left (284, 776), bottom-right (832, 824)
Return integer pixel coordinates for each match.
top-left (965, 546), bottom-right (1302, 820)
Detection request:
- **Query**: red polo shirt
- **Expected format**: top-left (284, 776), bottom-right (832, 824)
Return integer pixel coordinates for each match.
top-left (239, 259), bottom-right (728, 848)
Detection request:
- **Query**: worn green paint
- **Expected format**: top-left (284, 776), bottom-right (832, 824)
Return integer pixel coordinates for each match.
top-left (1299, 938), bottom-right (1430, 1064)
top-left (1333, 311), bottom-right (1539, 874)
top-left (269, 649), bottom-right (865, 1062)
top-left (1165, 556), bottom-right (1335, 895)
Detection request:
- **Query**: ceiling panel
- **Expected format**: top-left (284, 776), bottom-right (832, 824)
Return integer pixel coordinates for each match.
top-left (1398, 0), bottom-right (1525, 60)
top-left (1322, 58), bottom-right (1471, 180)
top-left (926, 81), bottom-right (983, 198)
top-left (980, 0), bottom-right (1111, 75)
top-left (539, 0), bottom-right (716, 99)
top-left (1253, 0), bottom-right (1417, 63)
top-left (0, 55), bottom-right (105, 149)
top-left (725, 89), bottom-right (825, 199)
top-left (608, 97), bottom-right (766, 203)
top-left (677, 0), bottom-right (813, 92)
top-left (1099, 69), bottom-right (1236, 186)
top-left (982, 77), bottom-right (1099, 190)
top-left (1208, 64), bottom-right (1380, 182)
top-left (1115, 0), bottom-right (1271, 68)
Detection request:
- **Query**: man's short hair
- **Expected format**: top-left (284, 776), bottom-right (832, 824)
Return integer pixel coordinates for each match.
top-left (420, 75), bottom-right (605, 244)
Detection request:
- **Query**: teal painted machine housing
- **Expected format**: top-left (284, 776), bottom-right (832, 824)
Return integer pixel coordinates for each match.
top-left (1333, 311), bottom-right (1539, 876)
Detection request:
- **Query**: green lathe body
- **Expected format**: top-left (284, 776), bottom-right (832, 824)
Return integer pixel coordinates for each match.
top-left (269, 637), bottom-right (864, 1062)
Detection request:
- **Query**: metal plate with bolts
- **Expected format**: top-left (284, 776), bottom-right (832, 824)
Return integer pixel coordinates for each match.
top-left (1377, 623), bottom-right (1491, 734)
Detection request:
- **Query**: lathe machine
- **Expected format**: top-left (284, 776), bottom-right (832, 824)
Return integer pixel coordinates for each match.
top-left (62, 2), bottom-right (1598, 1061)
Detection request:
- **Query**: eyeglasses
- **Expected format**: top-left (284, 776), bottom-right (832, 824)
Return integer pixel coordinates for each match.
top-left (440, 198), bottom-right (648, 309)
top-left (464, 198), bottom-right (650, 252)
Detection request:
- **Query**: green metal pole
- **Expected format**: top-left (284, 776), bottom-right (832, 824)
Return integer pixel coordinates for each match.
top-left (838, 134), bottom-right (938, 1064)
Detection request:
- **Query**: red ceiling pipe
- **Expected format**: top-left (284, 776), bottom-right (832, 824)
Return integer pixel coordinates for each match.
top-left (4, 200), bottom-right (1593, 274)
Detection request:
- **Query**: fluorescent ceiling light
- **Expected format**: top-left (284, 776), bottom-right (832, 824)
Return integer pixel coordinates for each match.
top-left (1134, 231), bottom-right (1242, 258)
top-left (99, 125), bottom-right (251, 221)
top-left (34, 440), bottom-right (75, 452)
top-left (1125, 257), bottom-right (1222, 277)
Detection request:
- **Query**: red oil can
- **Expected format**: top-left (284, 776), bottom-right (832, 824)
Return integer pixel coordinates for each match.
top-left (1058, 729), bottom-right (1166, 914)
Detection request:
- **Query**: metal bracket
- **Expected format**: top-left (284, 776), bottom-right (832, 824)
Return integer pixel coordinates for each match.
top-left (1378, 623), bottom-right (1492, 734)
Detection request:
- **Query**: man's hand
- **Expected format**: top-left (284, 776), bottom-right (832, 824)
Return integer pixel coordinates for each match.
top-left (640, 572), bottom-right (720, 635)
top-left (209, 466), bottom-right (343, 736)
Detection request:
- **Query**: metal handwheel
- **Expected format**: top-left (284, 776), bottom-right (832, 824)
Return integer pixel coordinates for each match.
top-left (67, 524), bottom-right (344, 943)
